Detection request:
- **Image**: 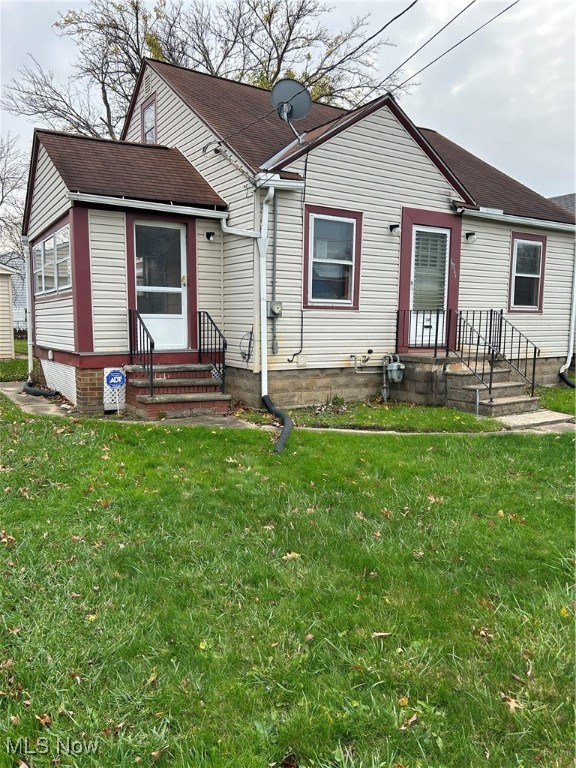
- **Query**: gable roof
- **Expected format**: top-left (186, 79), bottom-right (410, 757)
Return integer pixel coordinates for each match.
top-left (24, 129), bottom-right (226, 232)
top-left (123, 59), bottom-right (345, 172)
top-left (420, 129), bottom-right (575, 226)
top-left (134, 61), bottom-right (571, 225)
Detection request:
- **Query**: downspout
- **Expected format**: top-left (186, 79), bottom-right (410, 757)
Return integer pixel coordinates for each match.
top-left (559, 248), bottom-right (576, 387)
top-left (20, 235), bottom-right (34, 379)
top-left (257, 187), bottom-right (293, 452)
top-left (271, 194), bottom-right (279, 355)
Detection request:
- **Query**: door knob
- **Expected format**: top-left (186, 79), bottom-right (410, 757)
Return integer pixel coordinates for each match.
top-left (181, 276), bottom-right (187, 286)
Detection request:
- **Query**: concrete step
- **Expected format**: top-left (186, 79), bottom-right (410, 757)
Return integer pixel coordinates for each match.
top-left (477, 395), bottom-right (541, 418)
top-left (447, 381), bottom-right (527, 403)
top-left (126, 391), bottom-right (231, 420)
top-left (128, 377), bottom-right (222, 389)
top-left (124, 363), bottom-right (214, 374)
top-left (445, 367), bottom-right (513, 386)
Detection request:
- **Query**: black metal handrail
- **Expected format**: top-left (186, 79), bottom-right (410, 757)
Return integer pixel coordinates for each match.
top-left (128, 308), bottom-right (155, 396)
top-left (396, 308), bottom-right (540, 398)
top-left (198, 311), bottom-right (227, 392)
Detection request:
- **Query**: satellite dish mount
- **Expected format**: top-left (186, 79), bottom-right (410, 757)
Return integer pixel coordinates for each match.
top-left (271, 79), bottom-right (312, 145)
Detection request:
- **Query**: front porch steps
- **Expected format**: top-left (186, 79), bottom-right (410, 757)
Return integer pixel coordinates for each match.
top-left (124, 363), bottom-right (231, 419)
top-left (445, 365), bottom-right (540, 417)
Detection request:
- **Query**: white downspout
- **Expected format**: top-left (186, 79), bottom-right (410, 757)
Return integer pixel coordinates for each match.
top-left (257, 187), bottom-right (275, 397)
top-left (20, 235), bottom-right (33, 379)
top-left (560, 248), bottom-right (576, 374)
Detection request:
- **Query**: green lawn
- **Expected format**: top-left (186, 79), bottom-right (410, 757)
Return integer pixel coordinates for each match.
top-left (0, 394), bottom-right (573, 767)
top-left (14, 339), bottom-right (28, 356)
top-left (237, 399), bottom-right (504, 433)
top-left (0, 358), bottom-right (27, 382)
top-left (536, 384), bottom-right (575, 415)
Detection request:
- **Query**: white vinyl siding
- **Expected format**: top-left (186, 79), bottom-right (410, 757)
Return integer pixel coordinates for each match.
top-left (89, 210), bottom-right (129, 352)
top-left (268, 105), bottom-right (460, 370)
top-left (35, 296), bottom-right (74, 351)
top-left (28, 146), bottom-right (70, 240)
top-left (123, 64), bottom-right (256, 365)
top-left (0, 274), bottom-right (14, 357)
top-left (196, 220), bottom-right (223, 326)
top-left (459, 218), bottom-right (575, 358)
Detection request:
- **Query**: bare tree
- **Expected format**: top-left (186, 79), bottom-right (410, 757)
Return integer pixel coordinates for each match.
top-left (2, 0), bottom-right (409, 140)
top-left (0, 135), bottom-right (28, 275)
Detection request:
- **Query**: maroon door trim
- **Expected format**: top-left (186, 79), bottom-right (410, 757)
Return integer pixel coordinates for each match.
top-left (126, 212), bottom-right (198, 349)
top-left (397, 207), bottom-right (462, 351)
top-left (70, 207), bottom-right (94, 353)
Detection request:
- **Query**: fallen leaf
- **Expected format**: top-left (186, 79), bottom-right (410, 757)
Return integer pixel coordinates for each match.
top-left (0, 531), bottom-right (16, 546)
top-left (282, 551), bottom-right (300, 561)
top-left (501, 693), bottom-right (524, 713)
top-left (400, 712), bottom-right (419, 730)
top-left (8, 627), bottom-right (22, 636)
top-left (147, 671), bottom-right (159, 687)
top-left (476, 626), bottom-right (493, 642)
top-left (10, 714), bottom-right (19, 725)
top-left (151, 745), bottom-right (169, 760)
top-left (17, 760), bottom-right (30, 768)
top-left (398, 696), bottom-right (409, 707)
top-left (305, 633), bottom-right (314, 642)
top-left (35, 712), bottom-right (52, 727)
top-left (355, 511), bottom-right (366, 520)
top-left (371, 632), bottom-right (392, 639)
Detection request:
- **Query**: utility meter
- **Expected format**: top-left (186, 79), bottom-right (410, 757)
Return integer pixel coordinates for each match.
top-left (268, 300), bottom-right (283, 318)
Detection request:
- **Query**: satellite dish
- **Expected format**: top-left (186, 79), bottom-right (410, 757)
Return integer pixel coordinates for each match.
top-left (271, 79), bottom-right (312, 123)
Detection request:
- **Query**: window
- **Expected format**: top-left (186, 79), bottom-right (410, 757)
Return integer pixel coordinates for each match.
top-left (142, 97), bottom-right (156, 144)
top-left (510, 232), bottom-right (546, 311)
top-left (33, 224), bottom-right (71, 296)
top-left (305, 206), bottom-right (362, 308)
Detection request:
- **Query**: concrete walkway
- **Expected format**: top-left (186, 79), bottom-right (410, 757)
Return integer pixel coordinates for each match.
top-left (0, 380), bottom-right (573, 433)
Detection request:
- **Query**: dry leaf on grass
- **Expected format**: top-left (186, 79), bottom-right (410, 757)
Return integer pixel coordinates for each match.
top-left (399, 712), bottom-right (419, 730)
top-left (282, 551), bottom-right (300, 561)
top-left (371, 632), bottom-right (392, 639)
top-left (35, 712), bottom-right (52, 727)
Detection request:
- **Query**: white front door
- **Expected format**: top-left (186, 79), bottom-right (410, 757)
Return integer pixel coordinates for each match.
top-left (410, 226), bottom-right (450, 347)
top-left (135, 222), bottom-right (187, 350)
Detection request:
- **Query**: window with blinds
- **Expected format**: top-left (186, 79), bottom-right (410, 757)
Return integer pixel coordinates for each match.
top-left (412, 228), bottom-right (448, 310)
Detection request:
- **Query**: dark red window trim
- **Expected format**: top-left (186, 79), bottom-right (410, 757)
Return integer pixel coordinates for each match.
top-left (303, 204), bottom-right (362, 310)
top-left (140, 92), bottom-right (157, 144)
top-left (508, 231), bottom-right (546, 314)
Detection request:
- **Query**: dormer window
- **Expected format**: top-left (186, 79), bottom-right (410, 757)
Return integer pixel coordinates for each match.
top-left (142, 95), bottom-right (156, 144)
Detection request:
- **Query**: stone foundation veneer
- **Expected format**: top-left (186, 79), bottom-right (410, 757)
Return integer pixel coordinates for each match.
top-left (226, 355), bottom-right (569, 409)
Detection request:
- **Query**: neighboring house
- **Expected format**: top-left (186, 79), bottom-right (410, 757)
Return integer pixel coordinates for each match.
top-left (22, 58), bottom-right (576, 416)
top-left (549, 193), bottom-right (576, 215)
top-left (0, 253), bottom-right (27, 332)
top-left (0, 263), bottom-right (17, 358)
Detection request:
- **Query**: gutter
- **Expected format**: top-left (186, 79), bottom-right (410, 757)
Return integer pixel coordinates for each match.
top-left (19, 235), bottom-right (34, 378)
top-left (453, 204), bottom-right (575, 233)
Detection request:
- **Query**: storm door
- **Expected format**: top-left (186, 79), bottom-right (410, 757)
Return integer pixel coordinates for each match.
top-left (410, 226), bottom-right (450, 346)
top-left (135, 222), bottom-right (187, 349)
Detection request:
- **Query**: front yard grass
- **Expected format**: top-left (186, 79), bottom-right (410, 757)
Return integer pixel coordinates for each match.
top-left (238, 398), bottom-right (503, 433)
top-left (536, 383), bottom-right (575, 415)
top-left (0, 394), bottom-right (573, 767)
top-left (0, 357), bottom-right (27, 382)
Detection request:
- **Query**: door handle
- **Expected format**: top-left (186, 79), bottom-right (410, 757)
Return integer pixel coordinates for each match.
top-left (181, 276), bottom-right (187, 286)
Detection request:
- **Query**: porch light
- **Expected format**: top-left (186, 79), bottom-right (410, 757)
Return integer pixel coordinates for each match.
top-left (206, 231), bottom-right (215, 241)
top-left (465, 232), bottom-right (477, 243)
top-left (389, 224), bottom-right (401, 236)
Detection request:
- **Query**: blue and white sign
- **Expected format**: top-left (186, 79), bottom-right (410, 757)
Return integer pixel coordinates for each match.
top-left (105, 370), bottom-right (126, 389)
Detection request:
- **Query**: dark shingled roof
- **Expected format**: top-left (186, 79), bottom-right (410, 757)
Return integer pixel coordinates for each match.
top-left (420, 128), bottom-right (574, 225)
top-left (36, 129), bottom-right (226, 209)
top-left (548, 193), bottom-right (576, 215)
top-left (146, 59), bottom-right (345, 171)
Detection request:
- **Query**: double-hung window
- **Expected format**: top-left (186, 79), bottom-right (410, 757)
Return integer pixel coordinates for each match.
top-left (305, 206), bottom-right (362, 308)
top-left (509, 232), bottom-right (546, 311)
top-left (33, 224), bottom-right (71, 296)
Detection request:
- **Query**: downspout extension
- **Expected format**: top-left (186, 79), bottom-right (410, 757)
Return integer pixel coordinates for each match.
top-left (559, 250), bottom-right (576, 387)
top-left (257, 186), bottom-right (293, 452)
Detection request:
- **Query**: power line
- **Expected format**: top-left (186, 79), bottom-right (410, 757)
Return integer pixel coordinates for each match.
top-left (391, 0), bottom-right (521, 93)
top-left (203, 0), bottom-right (422, 155)
top-left (385, 0), bottom-right (477, 85)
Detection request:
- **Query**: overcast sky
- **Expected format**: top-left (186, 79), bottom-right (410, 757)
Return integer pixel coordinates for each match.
top-left (1, 0), bottom-right (574, 198)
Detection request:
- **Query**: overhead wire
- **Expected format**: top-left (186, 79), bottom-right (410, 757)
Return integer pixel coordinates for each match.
top-left (390, 0), bottom-right (521, 93)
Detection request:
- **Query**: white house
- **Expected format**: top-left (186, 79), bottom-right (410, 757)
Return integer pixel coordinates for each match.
top-left (0, 263), bottom-right (18, 359)
top-left (22, 58), bottom-right (575, 416)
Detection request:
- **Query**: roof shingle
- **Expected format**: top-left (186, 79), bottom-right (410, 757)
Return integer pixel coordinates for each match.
top-left (36, 130), bottom-right (226, 209)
